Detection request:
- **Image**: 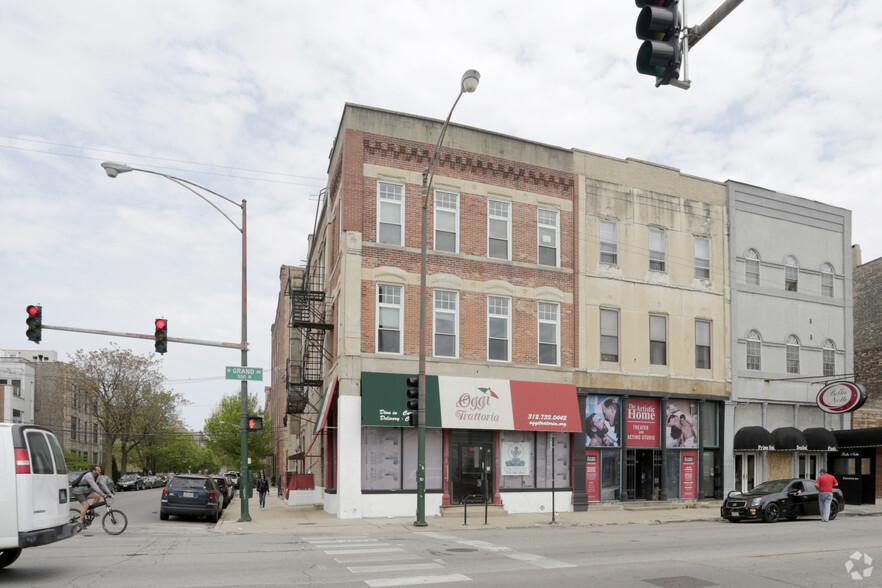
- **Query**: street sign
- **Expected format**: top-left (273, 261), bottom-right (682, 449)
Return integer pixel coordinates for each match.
top-left (225, 366), bottom-right (264, 381)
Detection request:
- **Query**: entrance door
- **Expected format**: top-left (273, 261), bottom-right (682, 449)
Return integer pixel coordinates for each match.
top-left (735, 453), bottom-right (757, 493)
top-left (449, 431), bottom-right (494, 504)
top-left (625, 449), bottom-right (661, 500)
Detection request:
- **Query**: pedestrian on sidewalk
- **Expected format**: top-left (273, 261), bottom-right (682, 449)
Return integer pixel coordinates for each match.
top-left (814, 467), bottom-right (839, 522)
top-left (256, 471), bottom-right (270, 510)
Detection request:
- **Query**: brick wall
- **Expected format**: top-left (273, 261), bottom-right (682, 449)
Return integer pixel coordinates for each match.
top-left (854, 259), bottom-right (882, 418)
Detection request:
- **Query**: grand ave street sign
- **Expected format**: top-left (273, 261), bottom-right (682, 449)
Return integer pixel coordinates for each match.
top-left (225, 366), bottom-right (263, 381)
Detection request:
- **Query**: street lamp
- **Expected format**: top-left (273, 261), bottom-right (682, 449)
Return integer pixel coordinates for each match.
top-left (100, 161), bottom-right (253, 522)
top-left (415, 69), bottom-right (480, 527)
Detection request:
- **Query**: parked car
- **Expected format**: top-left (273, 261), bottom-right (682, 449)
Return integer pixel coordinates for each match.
top-left (98, 474), bottom-right (116, 493)
top-left (720, 478), bottom-right (844, 523)
top-left (142, 475), bottom-right (161, 489)
top-left (160, 474), bottom-right (222, 522)
top-left (210, 475), bottom-right (233, 509)
top-left (117, 473), bottom-right (145, 491)
top-left (226, 471), bottom-right (240, 489)
top-left (1, 423), bottom-right (79, 569)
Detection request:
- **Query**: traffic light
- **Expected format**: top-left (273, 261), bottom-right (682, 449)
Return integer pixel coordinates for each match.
top-left (636, 0), bottom-right (682, 86)
top-left (247, 416), bottom-right (263, 432)
top-left (25, 305), bottom-right (42, 343)
top-left (154, 318), bottom-right (168, 354)
top-left (406, 376), bottom-right (419, 426)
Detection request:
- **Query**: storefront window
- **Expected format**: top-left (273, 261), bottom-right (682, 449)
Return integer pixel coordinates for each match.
top-left (500, 431), bottom-right (570, 489)
top-left (361, 427), bottom-right (442, 490)
top-left (601, 449), bottom-right (620, 501)
top-left (700, 402), bottom-right (719, 447)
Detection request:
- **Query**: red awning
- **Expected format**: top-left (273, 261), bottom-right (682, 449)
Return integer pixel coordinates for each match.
top-left (306, 376), bottom-right (338, 456)
top-left (509, 381), bottom-right (582, 432)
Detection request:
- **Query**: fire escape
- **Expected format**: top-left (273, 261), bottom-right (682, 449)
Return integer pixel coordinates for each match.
top-left (286, 262), bottom-right (333, 417)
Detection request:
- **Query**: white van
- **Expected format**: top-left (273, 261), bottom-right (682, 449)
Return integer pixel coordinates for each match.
top-left (0, 423), bottom-right (79, 569)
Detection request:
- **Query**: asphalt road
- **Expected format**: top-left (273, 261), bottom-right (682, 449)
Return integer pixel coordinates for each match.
top-left (3, 489), bottom-right (880, 587)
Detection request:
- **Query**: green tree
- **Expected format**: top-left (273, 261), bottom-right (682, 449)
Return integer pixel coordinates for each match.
top-left (203, 392), bottom-right (273, 467)
top-left (63, 449), bottom-right (89, 471)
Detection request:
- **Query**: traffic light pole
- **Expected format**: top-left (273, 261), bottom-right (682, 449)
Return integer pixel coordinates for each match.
top-left (687, 0), bottom-right (744, 50)
top-left (34, 324), bottom-right (244, 350)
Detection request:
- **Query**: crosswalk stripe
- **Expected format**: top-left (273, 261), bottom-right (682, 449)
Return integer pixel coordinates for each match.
top-left (324, 547), bottom-right (405, 555)
top-left (365, 573), bottom-right (471, 587)
top-left (348, 562), bottom-right (442, 574)
top-left (334, 554), bottom-right (415, 564)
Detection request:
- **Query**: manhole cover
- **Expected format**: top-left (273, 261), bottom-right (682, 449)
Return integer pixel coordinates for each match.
top-left (446, 548), bottom-right (479, 553)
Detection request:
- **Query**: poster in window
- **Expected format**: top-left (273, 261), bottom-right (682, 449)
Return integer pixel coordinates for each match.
top-left (585, 395), bottom-right (621, 447)
top-left (585, 450), bottom-right (601, 501)
top-left (665, 401), bottom-right (699, 448)
top-left (501, 441), bottom-right (532, 476)
top-left (680, 451), bottom-right (698, 499)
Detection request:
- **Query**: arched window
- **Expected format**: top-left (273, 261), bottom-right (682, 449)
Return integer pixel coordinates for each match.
top-left (745, 249), bottom-right (760, 285)
top-left (786, 335), bottom-right (800, 374)
top-left (821, 263), bottom-right (834, 297)
top-left (823, 339), bottom-right (836, 377)
top-left (784, 256), bottom-right (799, 292)
top-left (746, 330), bottom-right (762, 370)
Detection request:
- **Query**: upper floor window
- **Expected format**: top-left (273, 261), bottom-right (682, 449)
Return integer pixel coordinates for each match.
top-left (823, 339), bottom-right (836, 377)
top-left (695, 320), bottom-right (711, 369)
top-left (538, 302), bottom-right (560, 366)
top-left (649, 228), bottom-right (666, 272)
top-left (377, 284), bottom-right (403, 354)
top-left (377, 181), bottom-right (404, 245)
top-left (650, 314), bottom-right (667, 365)
top-left (746, 330), bottom-right (762, 370)
top-left (488, 296), bottom-right (511, 362)
top-left (600, 308), bottom-right (619, 362)
top-left (434, 190), bottom-right (459, 253)
top-left (538, 209), bottom-right (559, 267)
top-left (694, 237), bottom-right (710, 279)
top-left (786, 334), bottom-right (800, 374)
top-left (784, 255), bottom-right (799, 292)
top-left (600, 220), bottom-right (618, 265)
top-left (434, 290), bottom-right (458, 358)
top-left (745, 249), bottom-right (760, 285)
top-left (821, 263), bottom-right (834, 297)
top-left (488, 199), bottom-right (511, 260)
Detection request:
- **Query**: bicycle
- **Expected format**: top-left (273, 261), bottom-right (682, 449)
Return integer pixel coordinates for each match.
top-left (70, 496), bottom-right (128, 535)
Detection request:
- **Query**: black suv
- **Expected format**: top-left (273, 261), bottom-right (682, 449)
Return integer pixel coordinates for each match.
top-left (721, 478), bottom-right (844, 523)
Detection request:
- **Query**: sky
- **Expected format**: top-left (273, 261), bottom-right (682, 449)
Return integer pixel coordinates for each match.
top-left (2, 1), bottom-right (881, 432)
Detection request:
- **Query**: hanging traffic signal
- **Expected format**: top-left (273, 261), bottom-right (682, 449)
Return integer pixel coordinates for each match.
top-left (154, 318), bottom-right (168, 354)
top-left (247, 416), bottom-right (263, 432)
top-left (406, 376), bottom-right (419, 426)
top-left (636, 0), bottom-right (682, 86)
top-left (26, 305), bottom-right (42, 343)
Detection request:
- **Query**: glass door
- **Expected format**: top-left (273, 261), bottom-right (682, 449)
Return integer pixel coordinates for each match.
top-left (734, 453), bottom-right (757, 492)
top-left (449, 430), bottom-right (494, 504)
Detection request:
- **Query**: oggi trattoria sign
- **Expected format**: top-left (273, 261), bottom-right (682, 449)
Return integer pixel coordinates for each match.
top-left (816, 381), bottom-right (867, 414)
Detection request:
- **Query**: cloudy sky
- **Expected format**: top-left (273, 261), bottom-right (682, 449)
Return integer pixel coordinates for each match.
top-left (2, 1), bottom-right (880, 431)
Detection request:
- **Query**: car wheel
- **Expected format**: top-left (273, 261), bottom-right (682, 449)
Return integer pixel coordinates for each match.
top-left (763, 503), bottom-right (780, 523)
top-left (829, 501), bottom-right (839, 520)
top-left (0, 548), bottom-right (23, 570)
top-left (160, 511), bottom-right (169, 521)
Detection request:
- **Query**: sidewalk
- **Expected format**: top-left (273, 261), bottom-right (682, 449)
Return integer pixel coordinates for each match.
top-left (216, 489), bottom-right (882, 536)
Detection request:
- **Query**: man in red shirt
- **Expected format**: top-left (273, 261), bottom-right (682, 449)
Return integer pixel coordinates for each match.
top-left (814, 467), bottom-right (839, 522)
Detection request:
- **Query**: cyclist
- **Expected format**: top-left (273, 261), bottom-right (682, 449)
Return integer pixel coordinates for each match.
top-left (73, 464), bottom-right (114, 524)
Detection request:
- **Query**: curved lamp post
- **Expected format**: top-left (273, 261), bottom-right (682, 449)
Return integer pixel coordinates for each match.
top-left (416, 69), bottom-right (480, 527)
top-left (100, 161), bottom-right (252, 522)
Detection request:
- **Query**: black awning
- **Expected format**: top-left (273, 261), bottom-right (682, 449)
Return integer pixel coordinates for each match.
top-left (772, 427), bottom-right (808, 450)
top-left (734, 426), bottom-right (773, 451)
top-left (803, 427), bottom-right (838, 451)
top-left (833, 427), bottom-right (882, 449)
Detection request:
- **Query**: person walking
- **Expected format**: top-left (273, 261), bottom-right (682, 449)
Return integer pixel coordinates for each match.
top-left (814, 467), bottom-right (839, 522)
top-left (256, 471), bottom-right (270, 510)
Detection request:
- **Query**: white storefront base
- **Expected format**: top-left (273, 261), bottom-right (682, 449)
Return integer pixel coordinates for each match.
top-left (361, 492), bottom-right (444, 519)
top-left (501, 491), bottom-right (574, 514)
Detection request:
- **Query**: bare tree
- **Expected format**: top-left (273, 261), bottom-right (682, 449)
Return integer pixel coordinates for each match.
top-left (61, 344), bottom-right (182, 475)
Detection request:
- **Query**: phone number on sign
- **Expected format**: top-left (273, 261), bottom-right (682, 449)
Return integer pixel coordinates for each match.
top-left (527, 414), bottom-right (567, 421)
